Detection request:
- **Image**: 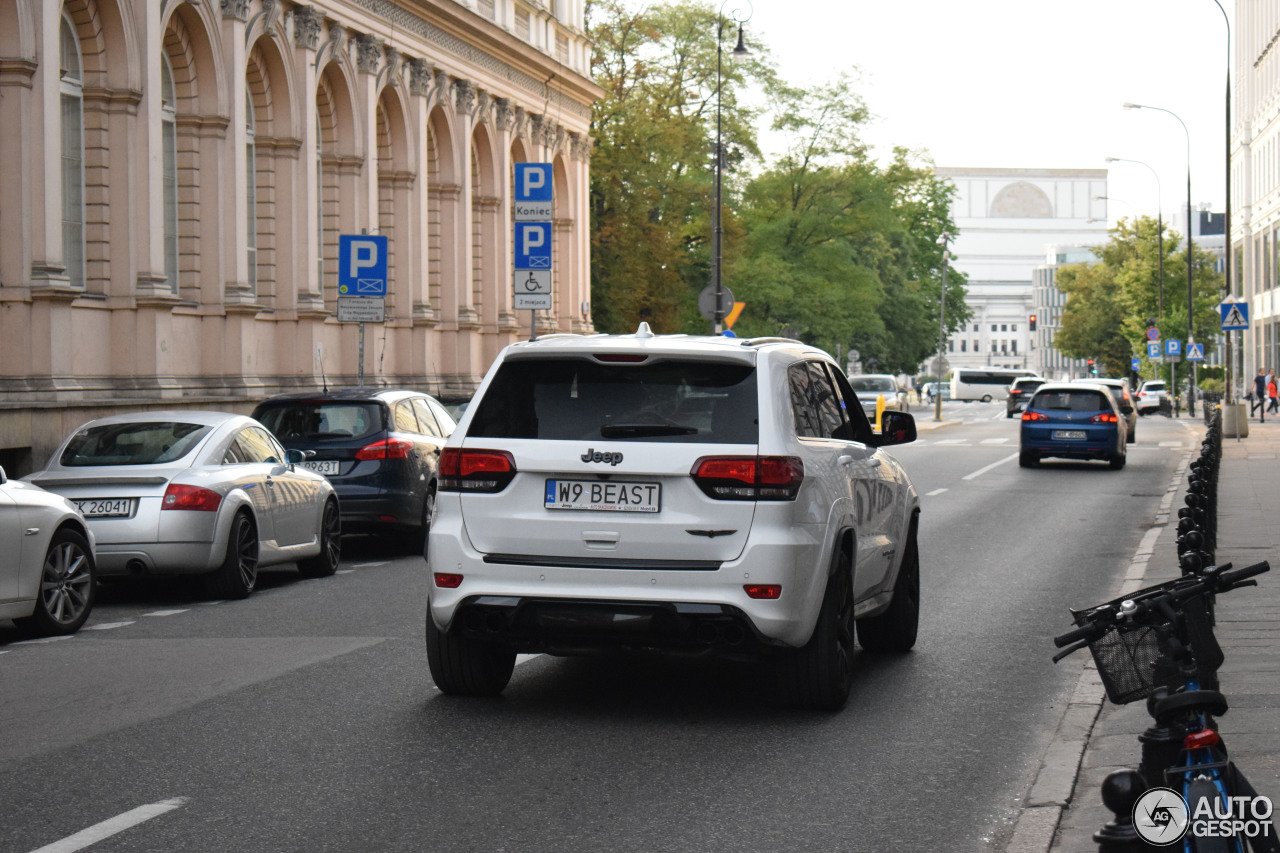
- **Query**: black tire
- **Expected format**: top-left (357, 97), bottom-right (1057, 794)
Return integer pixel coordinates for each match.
top-left (297, 498), bottom-right (341, 578)
top-left (426, 606), bottom-right (515, 696)
top-left (1109, 453), bottom-right (1127, 470)
top-left (776, 545), bottom-right (856, 711)
top-left (857, 526), bottom-right (920, 653)
top-left (980, 394), bottom-right (993, 403)
top-left (208, 511), bottom-right (258, 599)
top-left (1019, 451), bottom-right (1038, 468)
top-left (14, 527), bottom-right (95, 636)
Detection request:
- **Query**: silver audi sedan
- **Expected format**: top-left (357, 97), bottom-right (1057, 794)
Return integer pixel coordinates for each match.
top-left (26, 411), bottom-right (341, 598)
top-left (0, 467), bottom-right (97, 635)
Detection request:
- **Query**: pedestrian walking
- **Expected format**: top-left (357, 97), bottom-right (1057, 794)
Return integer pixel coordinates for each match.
top-left (1253, 368), bottom-right (1268, 421)
top-left (1269, 374), bottom-right (1278, 414)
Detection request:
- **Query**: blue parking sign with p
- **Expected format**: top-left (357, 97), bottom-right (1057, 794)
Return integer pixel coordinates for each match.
top-left (514, 222), bottom-right (552, 269)
top-left (338, 234), bottom-right (388, 296)
top-left (515, 163), bottom-right (553, 202)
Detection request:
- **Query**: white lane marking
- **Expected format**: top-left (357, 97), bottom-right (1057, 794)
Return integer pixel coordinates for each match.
top-left (935, 439), bottom-right (968, 445)
top-left (30, 797), bottom-right (189, 853)
top-left (980, 438), bottom-right (1009, 445)
top-left (962, 452), bottom-right (1019, 481)
top-left (515, 654), bottom-right (540, 667)
top-left (83, 621), bottom-right (136, 631)
top-left (351, 562), bottom-right (390, 569)
top-left (1159, 441), bottom-right (1183, 447)
top-left (336, 569), bottom-right (355, 575)
top-left (198, 601), bottom-right (225, 606)
top-left (143, 610), bottom-right (188, 618)
top-left (925, 488), bottom-right (948, 497)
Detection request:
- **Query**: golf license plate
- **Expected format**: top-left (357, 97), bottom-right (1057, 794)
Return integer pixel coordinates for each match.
top-left (302, 460), bottom-right (339, 475)
top-left (1053, 430), bottom-right (1087, 440)
top-left (75, 498), bottom-right (133, 518)
top-left (545, 479), bottom-right (660, 512)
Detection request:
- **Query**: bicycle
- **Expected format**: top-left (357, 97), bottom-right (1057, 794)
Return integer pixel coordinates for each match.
top-left (1053, 561), bottom-right (1280, 852)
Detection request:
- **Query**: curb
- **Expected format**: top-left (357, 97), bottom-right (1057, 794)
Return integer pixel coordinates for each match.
top-left (1001, 428), bottom-right (1198, 852)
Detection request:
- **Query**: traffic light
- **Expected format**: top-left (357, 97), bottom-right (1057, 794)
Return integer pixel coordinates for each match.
top-left (1029, 314), bottom-right (1037, 332)
top-left (1087, 358), bottom-right (1098, 375)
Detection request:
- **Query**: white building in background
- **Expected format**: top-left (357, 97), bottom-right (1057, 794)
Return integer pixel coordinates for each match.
top-left (1233, 1), bottom-right (1280, 388)
top-left (934, 168), bottom-right (1109, 375)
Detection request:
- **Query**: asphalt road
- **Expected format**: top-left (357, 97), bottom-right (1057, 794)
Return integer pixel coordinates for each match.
top-left (0, 405), bottom-right (1194, 853)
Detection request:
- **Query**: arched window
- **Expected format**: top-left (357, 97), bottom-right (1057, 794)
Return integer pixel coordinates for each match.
top-left (59, 13), bottom-right (85, 290)
top-left (245, 88), bottom-right (257, 292)
top-left (161, 54), bottom-right (179, 294)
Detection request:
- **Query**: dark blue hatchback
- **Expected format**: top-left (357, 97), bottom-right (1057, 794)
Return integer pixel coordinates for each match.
top-left (252, 389), bottom-right (456, 544)
top-left (1019, 383), bottom-right (1127, 469)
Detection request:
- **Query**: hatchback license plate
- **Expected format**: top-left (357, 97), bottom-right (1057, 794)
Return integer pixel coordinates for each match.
top-left (545, 479), bottom-right (660, 512)
top-left (1053, 430), bottom-right (1087, 440)
top-left (302, 460), bottom-right (339, 475)
top-left (75, 498), bottom-right (133, 518)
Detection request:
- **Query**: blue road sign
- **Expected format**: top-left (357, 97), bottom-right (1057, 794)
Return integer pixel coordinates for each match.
top-left (1220, 301), bottom-right (1249, 331)
top-left (514, 222), bottom-right (552, 269)
top-left (338, 235), bottom-right (388, 296)
top-left (1147, 341), bottom-right (1161, 359)
top-left (1132, 357), bottom-right (1141, 371)
top-left (514, 163), bottom-right (553, 202)
top-left (1165, 339), bottom-right (1182, 357)
top-left (1187, 343), bottom-right (1205, 362)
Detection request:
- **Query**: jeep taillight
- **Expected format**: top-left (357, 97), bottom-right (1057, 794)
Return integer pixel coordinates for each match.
top-left (691, 456), bottom-right (803, 501)
top-left (439, 448), bottom-right (517, 493)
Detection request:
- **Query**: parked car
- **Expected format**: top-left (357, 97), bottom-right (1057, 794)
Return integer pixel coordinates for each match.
top-left (1006, 376), bottom-right (1047, 418)
top-left (1020, 383), bottom-right (1128, 469)
top-left (26, 411), bottom-right (340, 598)
top-left (425, 324), bottom-right (922, 710)
top-left (0, 467), bottom-right (97, 635)
top-left (1136, 379), bottom-right (1169, 415)
top-left (846, 373), bottom-right (910, 419)
top-left (1073, 377), bottom-right (1137, 443)
top-left (253, 389), bottom-right (455, 547)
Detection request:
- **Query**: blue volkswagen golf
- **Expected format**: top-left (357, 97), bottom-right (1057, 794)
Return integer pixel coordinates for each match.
top-left (1019, 382), bottom-right (1128, 469)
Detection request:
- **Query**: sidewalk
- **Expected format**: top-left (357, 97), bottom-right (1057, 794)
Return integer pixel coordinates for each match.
top-left (1009, 413), bottom-right (1280, 852)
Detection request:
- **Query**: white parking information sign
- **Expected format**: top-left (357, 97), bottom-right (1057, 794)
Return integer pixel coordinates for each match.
top-left (513, 164), bottom-right (554, 318)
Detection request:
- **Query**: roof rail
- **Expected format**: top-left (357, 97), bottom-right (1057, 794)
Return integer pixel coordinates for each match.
top-left (530, 333), bottom-right (584, 341)
top-left (741, 336), bottom-right (804, 347)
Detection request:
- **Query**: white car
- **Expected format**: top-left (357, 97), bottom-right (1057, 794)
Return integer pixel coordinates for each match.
top-left (1136, 380), bottom-right (1168, 415)
top-left (0, 466), bottom-right (97, 635)
top-left (847, 373), bottom-right (909, 418)
top-left (27, 411), bottom-right (341, 599)
top-left (426, 324), bottom-right (922, 710)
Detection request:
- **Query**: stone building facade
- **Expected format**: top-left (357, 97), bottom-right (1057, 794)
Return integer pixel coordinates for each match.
top-left (0, 0), bottom-right (601, 474)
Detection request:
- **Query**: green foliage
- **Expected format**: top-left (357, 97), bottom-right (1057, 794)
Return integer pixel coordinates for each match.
top-left (587, 1), bottom-right (968, 372)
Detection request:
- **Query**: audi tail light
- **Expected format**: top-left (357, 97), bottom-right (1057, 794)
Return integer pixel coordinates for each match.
top-left (691, 456), bottom-right (803, 501)
top-left (162, 483), bottom-right (222, 511)
top-left (439, 448), bottom-right (517, 493)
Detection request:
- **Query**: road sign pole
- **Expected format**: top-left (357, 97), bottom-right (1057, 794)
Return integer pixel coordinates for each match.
top-left (358, 322), bottom-right (365, 387)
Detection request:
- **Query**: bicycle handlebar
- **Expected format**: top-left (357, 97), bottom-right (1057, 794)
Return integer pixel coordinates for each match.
top-left (1052, 561), bottom-right (1270, 650)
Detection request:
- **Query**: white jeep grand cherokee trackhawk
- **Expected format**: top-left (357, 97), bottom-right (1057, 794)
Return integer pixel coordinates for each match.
top-left (425, 324), bottom-right (921, 710)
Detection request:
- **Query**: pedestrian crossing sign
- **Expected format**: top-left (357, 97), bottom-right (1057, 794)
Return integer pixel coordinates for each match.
top-left (1220, 301), bottom-right (1249, 331)
top-left (1187, 343), bottom-right (1205, 362)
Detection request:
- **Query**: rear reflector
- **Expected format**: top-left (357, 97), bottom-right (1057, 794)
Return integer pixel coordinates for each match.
top-left (434, 573), bottom-right (464, 588)
top-left (162, 483), bottom-right (222, 512)
top-left (743, 584), bottom-right (782, 600)
top-left (439, 448), bottom-right (517, 493)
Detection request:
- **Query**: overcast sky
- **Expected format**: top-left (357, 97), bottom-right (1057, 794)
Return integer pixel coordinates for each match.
top-left (727, 0), bottom-right (1235, 228)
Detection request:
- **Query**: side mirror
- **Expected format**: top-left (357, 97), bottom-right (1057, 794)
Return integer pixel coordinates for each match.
top-left (0, 465), bottom-right (6, 485)
top-left (1121, 404), bottom-right (1133, 415)
top-left (873, 411), bottom-right (917, 447)
top-left (285, 449), bottom-right (307, 466)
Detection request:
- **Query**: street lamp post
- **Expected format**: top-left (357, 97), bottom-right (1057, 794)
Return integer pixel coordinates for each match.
top-left (1104, 157), bottom-right (1165, 318)
top-left (1210, 0), bottom-right (1234, 407)
top-left (935, 235), bottom-right (950, 423)
top-left (1125, 102), bottom-right (1196, 417)
top-left (711, 2), bottom-right (751, 335)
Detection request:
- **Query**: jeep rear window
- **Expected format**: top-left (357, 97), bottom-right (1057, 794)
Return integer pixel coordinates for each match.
top-left (467, 358), bottom-right (759, 443)
top-left (253, 402), bottom-right (383, 442)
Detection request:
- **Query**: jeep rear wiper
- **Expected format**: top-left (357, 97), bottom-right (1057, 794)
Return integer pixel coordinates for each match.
top-left (600, 423), bottom-right (698, 438)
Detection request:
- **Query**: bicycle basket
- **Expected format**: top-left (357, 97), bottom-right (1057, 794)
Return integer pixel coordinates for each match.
top-left (1083, 621), bottom-right (1164, 705)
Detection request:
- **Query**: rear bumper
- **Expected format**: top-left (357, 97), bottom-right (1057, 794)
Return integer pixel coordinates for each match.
top-left (330, 490), bottom-right (422, 529)
top-left (95, 542), bottom-right (219, 576)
